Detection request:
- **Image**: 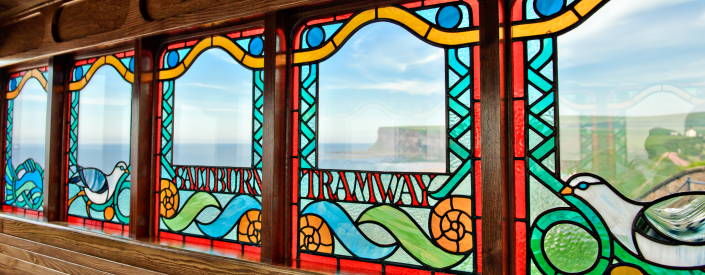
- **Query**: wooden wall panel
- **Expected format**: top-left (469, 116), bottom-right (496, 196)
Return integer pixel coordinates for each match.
top-left (0, 14), bottom-right (45, 56)
top-left (54, 0), bottom-right (129, 42)
top-left (143, 0), bottom-right (235, 20)
top-left (0, 215), bottom-right (316, 275)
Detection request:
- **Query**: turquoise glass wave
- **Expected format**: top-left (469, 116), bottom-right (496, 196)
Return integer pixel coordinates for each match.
top-left (303, 201), bottom-right (467, 268)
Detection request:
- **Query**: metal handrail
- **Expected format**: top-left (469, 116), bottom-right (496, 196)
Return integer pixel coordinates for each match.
top-left (672, 176), bottom-right (705, 194)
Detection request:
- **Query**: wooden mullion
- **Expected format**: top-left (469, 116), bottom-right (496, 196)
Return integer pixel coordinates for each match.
top-left (129, 37), bottom-right (158, 238)
top-left (261, 10), bottom-right (294, 264)
top-left (0, 69), bottom-right (6, 208)
top-left (505, 0), bottom-right (518, 275)
top-left (480, 0), bottom-right (510, 274)
top-left (44, 54), bottom-right (71, 222)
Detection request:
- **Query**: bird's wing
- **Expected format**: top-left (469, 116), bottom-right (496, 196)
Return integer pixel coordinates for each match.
top-left (84, 188), bottom-right (109, 205)
top-left (644, 194), bottom-right (705, 243)
top-left (635, 231), bottom-right (705, 267)
top-left (79, 168), bottom-right (108, 193)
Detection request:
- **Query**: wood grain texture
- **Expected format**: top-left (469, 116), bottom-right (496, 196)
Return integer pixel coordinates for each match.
top-left (0, 252), bottom-right (65, 275)
top-left (0, 233), bottom-right (162, 275)
top-left (505, 1), bottom-right (518, 275)
top-left (43, 54), bottom-right (70, 222)
top-left (0, 215), bottom-right (318, 274)
top-left (54, 0), bottom-right (130, 42)
top-left (0, 14), bottom-right (45, 56)
top-left (479, 0), bottom-right (510, 274)
top-left (0, 0), bottom-right (57, 21)
top-left (0, 0), bottom-right (329, 65)
top-left (0, 261), bottom-right (25, 275)
top-left (261, 10), bottom-right (294, 264)
top-left (144, 0), bottom-right (237, 20)
top-left (129, 37), bottom-right (157, 238)
top-left (0, 242), bottom-right (109, 275)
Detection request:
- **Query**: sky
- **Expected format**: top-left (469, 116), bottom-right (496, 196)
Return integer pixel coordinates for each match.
top-left (558, 0), bottom-right (705, 118)
top-left (557, 0), bottom-right (705, 164)
top-left (318, 22), bottom-right (446, 145)
top-left (76, 66), bottom-right (132, 171)
top-left (11, 78), bottom-right (47, 167)
top-left (172, 48), bottom-right (253, 166)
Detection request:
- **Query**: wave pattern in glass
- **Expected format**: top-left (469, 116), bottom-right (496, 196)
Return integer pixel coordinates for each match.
top-left (292, 1), bottom-right (481, 273)
top-left (155, 28), bottom-right (265, 254)
top-left (4, 67), bottom-right (49, 212)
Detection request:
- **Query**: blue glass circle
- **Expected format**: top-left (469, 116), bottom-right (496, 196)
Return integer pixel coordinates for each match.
top-left (306, 27), bottom-right (325, 48)
top-left (437, 6), bottom-right (461, 28)
top-left (129, 57), bottom-right (135, 72)
top-left (9, 79), bottom-right (16, 91)
top-left (579, 183), bottom-right (587, 190)
top-left (249, 37), bottom-right (264, 56)
top-left (536, 0), bottom-right (564, 17)
top-left (75, 66), bottom-right (83, 80)
top-left (167, 51), bottom-right (179, 68)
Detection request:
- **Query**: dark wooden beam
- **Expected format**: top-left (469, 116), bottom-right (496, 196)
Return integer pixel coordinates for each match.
top-left (0, 68), bottom-right (6, 207)
top-left (480, 0), bottom-right (510, 274)
top-left (43, 54), bottom-right (70, 222)
top-left (0, 0), bottom-right (331, 67)
top-left (129, 37), bottom-right (158, 238)
top-left (261, 10), bottom-right (293, 264)
top-left (504, 1), bottom-right (518, 275)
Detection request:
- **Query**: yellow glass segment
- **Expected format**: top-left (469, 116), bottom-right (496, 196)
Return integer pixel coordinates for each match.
top-left (333, 9), bottom-right (376, 46)
top-left (575, 0), bottom-right (603, 16)
top-left (212, 36), bottom-right (245, 61)
top-left (427, 29), bottom-right (479, 45)
top-left (513, 11), bottom-right (579, 38)
top-left (294, 42), bottom-right (336, 64)
top-left (377, 6), bottom-right (430, 37)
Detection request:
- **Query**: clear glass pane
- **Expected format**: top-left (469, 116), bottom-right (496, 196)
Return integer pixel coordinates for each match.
top-left (318, 22), bottom-right (446, 172)
top-left (173, 48), bottom-right (253, 167)
top-left (12, 78), bottom-right (47, 168)
top-left (77, 66), bottom-right (132, 173)
top-left (558, 0), bottom-right (705, 200)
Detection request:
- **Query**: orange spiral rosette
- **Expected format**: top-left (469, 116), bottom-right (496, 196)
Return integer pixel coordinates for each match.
top-left (159, 179), bottom-right (179, 218)
top-left (431, 197), bottom-right (473, 253)
top-left (238, 210), bottom-right (262, 244)
top-left (299, 215), bottom-right (333, 253)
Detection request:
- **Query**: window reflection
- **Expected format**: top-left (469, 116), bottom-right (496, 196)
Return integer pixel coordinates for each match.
top-left (558, 0), bottom-right (705, 200)
top-left (318, 22), bottom-right (446, 172)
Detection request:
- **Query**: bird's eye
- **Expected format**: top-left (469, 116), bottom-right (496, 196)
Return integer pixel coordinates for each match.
top-left (578, 183), bottom-right (588, 190)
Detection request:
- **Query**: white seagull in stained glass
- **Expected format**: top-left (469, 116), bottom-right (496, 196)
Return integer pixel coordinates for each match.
top-left (69, 162), bottom-right (129, 205)
top-left (562, 174), bottom-right (705, 268)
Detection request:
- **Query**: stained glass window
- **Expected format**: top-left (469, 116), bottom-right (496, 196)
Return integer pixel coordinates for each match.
top-left (66, 51), bottom-right (134, 234)
top-left (155, 28), bottom-right (265, 256)
top-left (291, 1), bottom-right (481, 273)
top-left (512, 0), bottom-right (705, 274)
top-left (3, 67), bottom-right (49, 217)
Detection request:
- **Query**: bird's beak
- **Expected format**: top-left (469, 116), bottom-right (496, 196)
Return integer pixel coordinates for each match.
top-left (560, 186), bottom-right (573, 195)
top-left (125, 168), bottom-right (130, 174)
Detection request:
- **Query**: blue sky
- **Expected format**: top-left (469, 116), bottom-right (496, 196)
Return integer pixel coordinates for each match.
top-left (558, 0), bottom-right (705, 163)
top-left (318, 22), bottom-right (446, 144)
top-left (558, 0), bottom-right (705, 117)
top-left (11, 78), bottom-right (47, 167)
top-left (77, 66), bottom-right (132, 171)
top-left (77, 66), bottom-right (132, 144)
top-left (172, 48), bottom-right (253, 166)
